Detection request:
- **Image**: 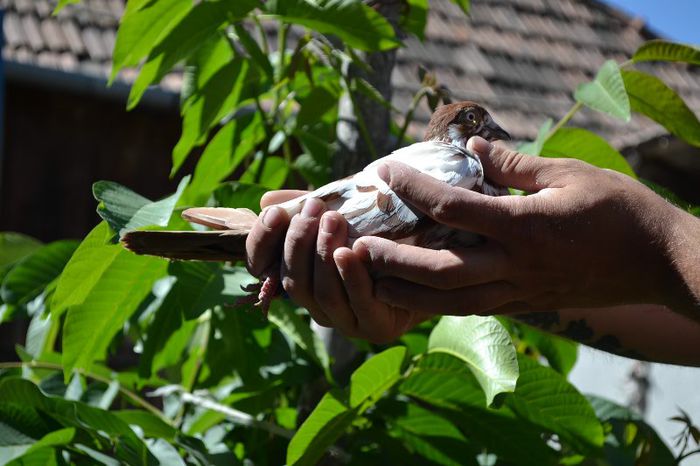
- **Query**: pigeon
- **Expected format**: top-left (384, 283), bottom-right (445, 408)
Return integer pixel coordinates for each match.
top-left (123, 101), bottom-right (510, 312)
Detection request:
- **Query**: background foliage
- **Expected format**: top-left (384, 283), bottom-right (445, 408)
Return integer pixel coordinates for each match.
top-left (1, 1), bottom-right (700, 464)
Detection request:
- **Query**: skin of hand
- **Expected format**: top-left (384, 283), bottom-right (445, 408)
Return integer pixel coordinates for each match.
top-left (246, 136), bottom-right (700, 344)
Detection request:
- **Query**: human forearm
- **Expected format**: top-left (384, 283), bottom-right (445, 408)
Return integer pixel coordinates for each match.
top-left (515, 305), bottom-right (700, 367)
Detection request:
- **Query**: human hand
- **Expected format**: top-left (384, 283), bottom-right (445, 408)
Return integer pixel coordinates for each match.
top-left (358, 136), bottom-right (699, 318)
top-left (245, 191), bottom-right (431, 343)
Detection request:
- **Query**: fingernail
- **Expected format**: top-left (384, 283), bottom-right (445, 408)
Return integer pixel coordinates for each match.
top-left (321, 214), bottom-right (338, 234)
top-left (377, 163), bottom-right (390, 183)
top-left (301, 198), bottom-right (323, 218)
top-left (467, 136), bottom-right (492, 156)
top-left (261, 207), bottom-right (283, 228)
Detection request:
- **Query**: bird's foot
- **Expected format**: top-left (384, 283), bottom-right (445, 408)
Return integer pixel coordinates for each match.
top-left (234, 272), bottom-right (280, 317)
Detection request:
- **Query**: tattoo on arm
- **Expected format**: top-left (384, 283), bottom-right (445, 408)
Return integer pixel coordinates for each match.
top-left (514, 313), bottom-right (648, 361)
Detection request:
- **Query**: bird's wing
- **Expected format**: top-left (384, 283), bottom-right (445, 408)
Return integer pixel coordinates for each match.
top-left (275, 141), bottom-right (485, 241)
top-left (122, 229), bottom-right (247, 261)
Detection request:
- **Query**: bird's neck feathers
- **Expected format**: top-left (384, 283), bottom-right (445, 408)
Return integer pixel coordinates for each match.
top-left (425, 125), bottom-right (473, 150)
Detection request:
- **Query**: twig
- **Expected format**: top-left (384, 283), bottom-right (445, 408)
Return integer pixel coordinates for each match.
top-left (675, 448), bottom-right (700, 465)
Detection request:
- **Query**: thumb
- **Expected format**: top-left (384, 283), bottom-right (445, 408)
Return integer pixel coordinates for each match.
top-left (467, 136), bottom-right (551, 192)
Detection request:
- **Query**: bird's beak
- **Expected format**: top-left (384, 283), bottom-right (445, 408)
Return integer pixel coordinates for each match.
top-left (483, 119), bottom-right (511, 142)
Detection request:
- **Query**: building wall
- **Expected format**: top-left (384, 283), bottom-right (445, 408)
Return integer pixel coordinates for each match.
top-left (1, 79), bottom-right (183, 242)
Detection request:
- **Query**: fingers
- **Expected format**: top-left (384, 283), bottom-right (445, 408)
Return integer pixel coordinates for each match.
top-left (260, 190), bottom-right (309, 208)
top-left (280, 199), bottom-right (326, 311)
top-left (378, 161), bottom-right (510, 237)
top-left (245, 206), bottom-right (291, 277)
top-left (313, 212), bottom-right (357, 332)
top-left (353, 237), bottom-right (509, 289)
top-left (375, 277), bottom-right (518, 316)
top-left (467, 136), bottom-right (555, 192)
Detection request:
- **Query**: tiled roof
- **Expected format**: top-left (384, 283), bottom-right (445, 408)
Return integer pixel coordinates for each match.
top-left (2, 0), bottom-right (699, 149)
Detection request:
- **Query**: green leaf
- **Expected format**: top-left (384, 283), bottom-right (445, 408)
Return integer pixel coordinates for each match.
top-left (400, 352), bottom-right (486, 409)
top-left (241, 156), bottom-right (290, 190)
top-left (52, 223), bottom-right (118, 316)
top-left (287, 390), bottom-right (356, 466)
top-left (210, 182), bottom-right (269, 211)
top-left (172, 56), bottom-right (259, 175)
top-left (267, 301), bottom-right (331, 376)
top-left (25, 428), bottom-right (75, 454)
top-left (428, 316), bottom-right (518, 406)
top-left (110, 0), bottom-right (191, 82)
top-left (574, 60), bottom-right (631, 121)
top-left (266, 0), bottom-right (400, 52)
top-left (518, 118), bottom-right (552, 156)
top-left (53, 0), bottom-right (79, 15)
top-left (506, 355), bottom-right (604, 451)
top-left (621, 69), bottom-right (700, 147)
top-left (541, 127), bottom-right (636, 178)
top-left (0, 233), bottom-right (42, 268)
top-left (182, 112), bottom-right (266, 205)
top-left (6, 448), bottom-right (56, 466)
top-left (62, 248), bottom-right (166, 377)
top-left (234, 24), bottom-right (274, 79)
top-left (113, 411), bottom-right (177, 440)
top-left (450, 0), bottom-right (470, 15)
top-left (632, 40), bottom-right (700, 65)
top-left (94, 177), bottom-right (189, 237)
top-left (127, 0), bottom-right (258, 109)
top-left (392, 404), bottom-right (475, 466)
top-left (1, 241), bottom-right (78, 305)
top-left (349, 347), bottom-right (406, 409)
top-left (510, 320), bottom-right (578, 376)
top-left (401, 0), bottom-right (429, 40)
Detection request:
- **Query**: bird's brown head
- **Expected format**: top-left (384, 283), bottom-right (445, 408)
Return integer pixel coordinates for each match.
top-left (424, 101), bottom-right (510, 148)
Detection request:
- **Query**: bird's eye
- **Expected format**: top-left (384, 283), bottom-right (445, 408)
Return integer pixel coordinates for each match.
top-left (465, 112), bottom-right (476, 122)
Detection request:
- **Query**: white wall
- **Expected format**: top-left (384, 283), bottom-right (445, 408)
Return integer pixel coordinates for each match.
top-left (570, 347), bottom-right (700, 465)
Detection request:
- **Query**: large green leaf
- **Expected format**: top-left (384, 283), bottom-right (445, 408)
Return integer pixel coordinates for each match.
top-left (127, 0), bottom-right (258, 109)
top-left (349, 346), bottom-right (406, 409)
top-left (286, 390), bottom-right (356, 466)
top-left (400, 352), bottom-right (486, 409)
top-left (632, 40), bottom-right (700, 65)
top-left (400, 0), bottom-right (428, 40)
top-left (172, 55), bottom-right (259, 175)
top-left (241, 155), bottom-right (290, 190)
top-left (0, 378), bottom-right (153, 465)
top-left (110, 0), bottom-right (191, 81)
top-left (61, 246), bottom-right (167, 377)
top-left (266, 0), bottom-right (400, 52)
top-left (574, 60), bottom-right (631, 121)
top-left (508, 320), bottom-right (578, 376)
top-left (506, 355), bottom-right (604, 451)
top-left (1, 241), bottom-right (78, 305)
top-left (541, 127), bottom-right (636, 178)
top-left (622, 69), bottom-right (700, 147)
top-left (52, 222), bottom-right (119, 316)
top-left (181, 112), bottom-right (266, 205)
top-left (210, 182), bottom-right (269, 212)
top-left (6, 448), bottom-right (57, 466)
top-left (94, 177), bottom-right (189, 237)
top-left (0, 233), bottom-right (42, 268)
top-left (267, 301), bottom-right (331, 376)
top-left (428, 315), bottom-right (518, 406)
top-left (392, 404), bottom-right (476, 466)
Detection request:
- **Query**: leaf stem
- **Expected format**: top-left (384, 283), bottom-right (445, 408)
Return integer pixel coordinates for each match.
top-left (675, 448), bottom-right (700, 465)
top-left (395, 87), bottom-right (428, 151)
top-left (252, 15), bottom-right (269, 56)
top-left (546, 101), bottom-right (583, 139)
top-left (0, 361), bottom-right (171, 425)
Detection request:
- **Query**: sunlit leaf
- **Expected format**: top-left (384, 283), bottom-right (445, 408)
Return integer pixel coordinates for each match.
top-left (542, 127), bottom-right (636, 178)
top-left (622, 69), bottom-right (700, 147)
top-left (574, 60), bottom-right (630, 121)
top-left (110, 0), bottom-right (191, 82)
top-left (632, 40), bottom-right (700, 65)
top-left (127, 0), bottom-right (258, 109)
top-left (287, 390), bottom-right (356, 466)
top-left (518, 119), bottom-right (552, 156)
top-left (93, 177), bottom-right (189, 237)
top-left (401, 0), bottom-right (429, 40)
top-left (266, 0), bottom-right (400, 52)
top-left (349, 347), bottom-right (406, 409)
top-left (428, 316), bottom-right (518, 406)
top-left (241, 156), bottom-right (290, 189)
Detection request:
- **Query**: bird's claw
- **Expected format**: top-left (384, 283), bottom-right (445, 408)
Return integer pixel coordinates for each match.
top-left (233, 274), bottom-right (280, 317)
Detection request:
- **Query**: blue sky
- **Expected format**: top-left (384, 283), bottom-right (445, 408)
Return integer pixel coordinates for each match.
top-left (604, 0), bottom-right (700, 44)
